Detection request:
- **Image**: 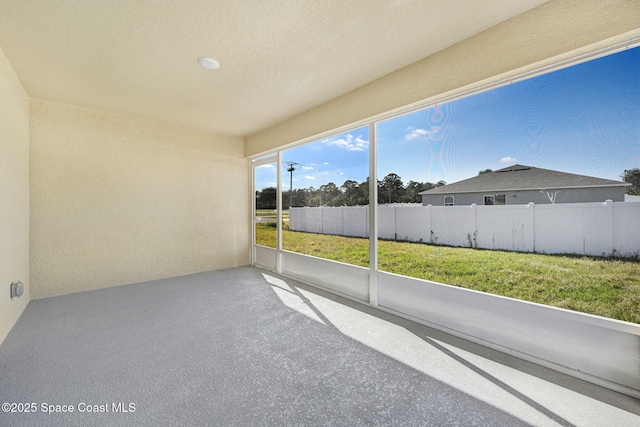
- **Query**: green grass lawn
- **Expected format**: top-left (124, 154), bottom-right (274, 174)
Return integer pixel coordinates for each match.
top-left (255, 225), bottom-right (640, 323)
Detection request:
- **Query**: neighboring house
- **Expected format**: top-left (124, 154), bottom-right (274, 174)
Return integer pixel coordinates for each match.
top-left (420, 164), bottom-right (631, 206)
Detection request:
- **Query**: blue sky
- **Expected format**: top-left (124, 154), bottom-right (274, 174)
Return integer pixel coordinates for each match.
top-left (257, 46), bottom-right (639, 191)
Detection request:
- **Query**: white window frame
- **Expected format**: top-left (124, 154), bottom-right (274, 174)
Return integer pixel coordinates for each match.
top-left (248, 40), bottom-right (640, 398)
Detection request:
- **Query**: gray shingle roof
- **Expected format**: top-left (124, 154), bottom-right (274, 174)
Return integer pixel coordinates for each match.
top-left (419, 164), bottom-right (630, 195)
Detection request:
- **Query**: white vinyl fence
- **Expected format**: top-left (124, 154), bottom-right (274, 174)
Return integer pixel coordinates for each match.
top-left (289, 201), bottom-right (640, 257)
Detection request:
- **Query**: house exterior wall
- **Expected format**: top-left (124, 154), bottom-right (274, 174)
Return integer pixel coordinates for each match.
top-left (0, 45), bottom-right (30, 345)
top-left (30, 99), bottom-right (249, 299)
top-left (422, 187), bottom-right (627, 206)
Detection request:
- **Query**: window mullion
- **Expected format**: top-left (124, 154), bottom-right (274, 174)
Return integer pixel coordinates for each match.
top-left (369, 122), bottom-right (378, 306)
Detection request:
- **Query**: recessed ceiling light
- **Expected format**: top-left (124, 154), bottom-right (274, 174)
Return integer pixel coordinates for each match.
top-left (198, 57), bottom-right (220, 70)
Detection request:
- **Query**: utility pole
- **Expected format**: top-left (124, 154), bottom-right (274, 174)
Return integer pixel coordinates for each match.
top-left (286, 162), bottom-right (300, 208)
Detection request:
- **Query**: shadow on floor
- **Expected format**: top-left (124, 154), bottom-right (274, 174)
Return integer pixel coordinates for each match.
top-left (0, 266), bottom-right (638, 426)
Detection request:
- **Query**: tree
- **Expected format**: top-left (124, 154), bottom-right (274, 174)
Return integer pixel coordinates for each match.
top-left (319, 182), bottom-right (342, 206)
top-left (256, 187), bottom-right (277, 209)
top-left (260, 175), bottom-right (439, 208)
top-left (305, 186), bottom-right (321, 207)
top-left (341, 180), bottom-right (364, 206)
top-left (359, 177), bottom-right (371, 205)
top-left (478, 169), bottom-right (493, 175)
top-left (621, 168), bottom-right (640, 195)
top-left (283, 188), bottom-right (306, 208)
top-left (404, 180), bottom-right (435, 203)
top-left (380, 173), bottom-right (404, 204)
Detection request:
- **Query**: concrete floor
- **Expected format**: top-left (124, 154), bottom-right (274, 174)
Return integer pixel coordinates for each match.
top-left (1, 266), bottom-right (638, 426)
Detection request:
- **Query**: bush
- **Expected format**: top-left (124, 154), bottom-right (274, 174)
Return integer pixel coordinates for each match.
top-left (260, 221), bottom-right (289, 230)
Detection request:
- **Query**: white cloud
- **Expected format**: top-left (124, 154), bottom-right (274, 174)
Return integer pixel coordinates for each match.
top-left (325, 134), bottom-right (369, 152)
top-left (305, 175), bottom-right (316, 180)
top-left (404, 128), bottom-right (429, 140)
top-left (324, 162), bottom-right (330, 166)
top-left (500, 156), bottom-right (517, 163)
top-left (301, 165), bottom-right (314, 170)
top-left (257, 163), bottom-right (275, 168)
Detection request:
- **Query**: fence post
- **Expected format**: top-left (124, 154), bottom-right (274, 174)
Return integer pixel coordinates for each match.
top-left (365, 205), bottom-right (370, 239)
top-left (471, 203), bottom-right (477, 248)
top-left (426, 204), bottom-right (432, 243)
top-left (605, 200), bottom-right (614, 256)
top-left (393, 205), bottom-right (398, 241)
top-left (527, 202), bottom-right (535, 253)
top-left (304, 207), bottom-right (307, 232)
top-left (302, 207), bottom-right (307, 232)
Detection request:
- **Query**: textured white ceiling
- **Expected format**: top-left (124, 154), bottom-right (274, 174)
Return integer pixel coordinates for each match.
top-left (0, 0), bottom-right (547, 137)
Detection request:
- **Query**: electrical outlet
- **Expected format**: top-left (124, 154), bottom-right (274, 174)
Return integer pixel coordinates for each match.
top-left (10, 281), bottom-right (24, 298)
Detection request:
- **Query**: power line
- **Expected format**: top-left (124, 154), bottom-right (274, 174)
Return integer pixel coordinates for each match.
top-left (285, 162), bottom-right (300, 207)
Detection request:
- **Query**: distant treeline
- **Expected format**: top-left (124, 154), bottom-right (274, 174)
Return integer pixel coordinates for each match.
top-left (256, 174), bottom-right (446, 209)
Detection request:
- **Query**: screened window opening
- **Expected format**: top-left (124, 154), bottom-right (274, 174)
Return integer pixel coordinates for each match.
top-left (252, 46), bottom-right (640, 323)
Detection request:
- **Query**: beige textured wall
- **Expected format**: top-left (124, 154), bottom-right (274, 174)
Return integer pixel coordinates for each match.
top-left (0, 46), bottom-right (30, 344)
top-left (30, 99), bottom-right (248, 299)
top-left (246, 0), bottom-right (640, 156)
